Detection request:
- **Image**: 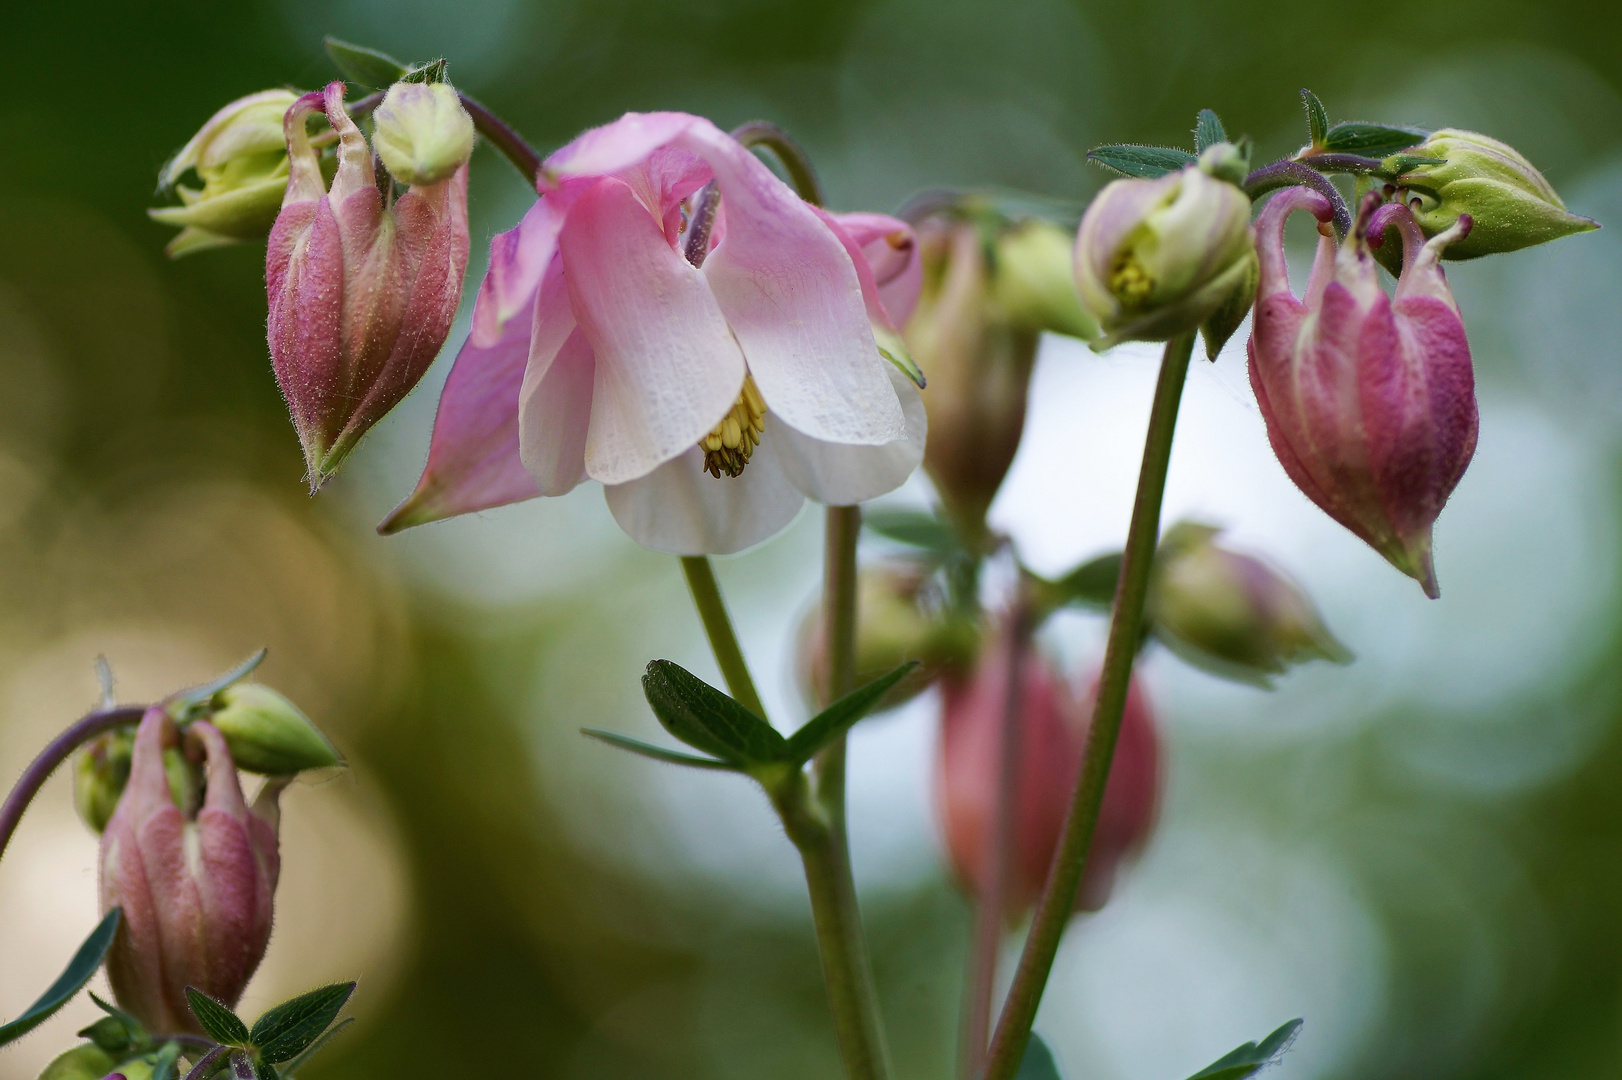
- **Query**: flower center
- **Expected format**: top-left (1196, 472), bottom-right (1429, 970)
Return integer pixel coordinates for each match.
top-left (1110, 251), bottom-right (1155, 307)
top-left (700, 374), bottom-right (767, 479)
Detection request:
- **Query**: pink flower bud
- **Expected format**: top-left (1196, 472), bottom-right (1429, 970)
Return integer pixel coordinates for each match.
top-left (1248, 189), bottom-right (1477, 598)
top-left (98, 709), bottom-right (283, 1036)
top-left (936, 633), bottom-right (1161, 915)
top-left (267, 81), bottom-right (471, 490)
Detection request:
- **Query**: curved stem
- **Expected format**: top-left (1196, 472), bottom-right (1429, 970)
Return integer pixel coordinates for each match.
top-left (960, 601), bottom-right (1031, 1078)
top-left (459, 93), bottom-right (544, 186)
top-left (1244, 159), bottom-right (1351, 237)
top-left (1296, 152), bottom-right (1391, 175)
top-left (0, 706), bottom-right (146, 864)
top-left (732, 121), bottom-right (826, 207)
top-left (980, 332), bottom-right (1195, 1080)
top-left (679, 556), bottom-right (768, 720)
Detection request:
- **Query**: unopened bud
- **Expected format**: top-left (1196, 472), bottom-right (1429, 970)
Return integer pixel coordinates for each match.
top-left (1392, 129), bottom-right (1598, 261)
top-left (207, 683), bottom-right (342, 774)
top-left (148, 90), bottom-right (300, 258)
top-left (372, 82), bottom-right (475, 186)
top-left (796, 563), bottom-right (975, 709)
top-left (73, 728), bottom-right (133, 833)
top-left (1075, 164), bottom-right (1256, 349)
top-left (989, 219), bottom-right (1100, 341)
top-left (38, 1045), bottom-right (117, 1080)
top-left (1148, 522), bottom-right (1350, 685)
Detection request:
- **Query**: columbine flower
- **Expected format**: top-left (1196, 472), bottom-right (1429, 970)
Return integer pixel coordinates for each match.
top-left (1074, 150), bottom-right (1257, 354)
top-left (1248, 189), bottom-right (1477, 598)
top-left (1147, 521), bottom-right (1350, 686)
top-left (267, 81), bottom-right (471, 489)
top-left (148, 90), bottom-right (299, 257)
top-left (99, 709), bottom-right (283, 1035)
top-left (378, 111), bottom-right (925, 555)
top-left (936, 628), bottom-right (1160, 914)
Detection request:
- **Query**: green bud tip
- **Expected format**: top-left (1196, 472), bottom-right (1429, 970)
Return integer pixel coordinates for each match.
top-left (206, 683), bottom-right (343, 775)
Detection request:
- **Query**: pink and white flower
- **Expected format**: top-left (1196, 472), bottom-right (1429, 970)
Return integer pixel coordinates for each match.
top-left (380, 111), bottom-right (925, 555)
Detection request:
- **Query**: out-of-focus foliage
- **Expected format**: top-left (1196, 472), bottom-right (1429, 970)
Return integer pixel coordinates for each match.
top-left (1, 1), bottom-right (1621, 1079)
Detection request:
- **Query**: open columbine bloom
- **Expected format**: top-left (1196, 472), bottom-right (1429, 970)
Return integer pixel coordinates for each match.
top-left (1248, 188), bottom-right (1476, 598)
top-left (379, 112), bottom-right (925, 555)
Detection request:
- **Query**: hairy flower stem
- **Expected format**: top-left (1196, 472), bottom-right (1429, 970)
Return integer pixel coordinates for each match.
top-left (0, 705), bottom-right (145, 863)
top-left (458, 93), bottom-right (544, 185)
top-left (1244, 159), bottom-right (1351, 237)
top-left (980, 331), bottom-right (1196, 1080)
top-left (679, 556), bottom-right (768, 719)
top-left (960, 599), bottom-right (1032, 1079)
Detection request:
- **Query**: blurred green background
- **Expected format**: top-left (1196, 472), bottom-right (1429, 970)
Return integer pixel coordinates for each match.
top-left (2, 1), bottom-right (1621, 1078)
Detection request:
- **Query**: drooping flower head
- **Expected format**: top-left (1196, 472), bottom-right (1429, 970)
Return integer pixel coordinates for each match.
top-left (1248, 188), bottom-right (1477, 597)
top-left (267, 80), bottom-right (472, 490)
top-left (99, 709), bottom-right (283, 1035)
top-left (380, 112), bottom-right (926, 555)
top-left (936, 628), bottom-right (1161, 914)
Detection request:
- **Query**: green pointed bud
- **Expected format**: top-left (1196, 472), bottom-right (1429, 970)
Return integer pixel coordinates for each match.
top-left (39, 1045), bottom-right (118, 1080)
top-left (148, 90), bottom-right (300, 258)
top-left (990, 219), bottom-right (1100, 340)
top-left (1147, 522), bottom-right (1351, 687)
top-left (372, 81), bottom-right (475, 186)
top-left (1199, 243), bottom-right (1257, 359)
top-left (207, 684), bottom-right (342, 774)
top-left (162, 746), bottom-right (203, 818)
top-left (1197, 141), bottom-right (1249, 186)
top-left (1393, 129), bottom-right (1598, 259)
top-left (74, 728), bottom-right (134, 833)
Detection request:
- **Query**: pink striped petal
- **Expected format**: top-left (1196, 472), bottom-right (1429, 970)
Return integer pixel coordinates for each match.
top-left (519, 326), bottom-right (595, 495)
top-left (824, 211), bottom-right (922, 325)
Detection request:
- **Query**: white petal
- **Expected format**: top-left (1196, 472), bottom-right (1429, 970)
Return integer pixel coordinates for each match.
top-left (772, 362), bottom-right (926, 505)
top-left (518, 327), bottom-right (595, 496)
top-left (603, 437), bottom-right (805, 555)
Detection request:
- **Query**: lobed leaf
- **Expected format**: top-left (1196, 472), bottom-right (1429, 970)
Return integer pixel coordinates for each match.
top-left (642, 661), bottom-right (789, 765)
top-left (1185, 1018), bottom-right (1303, 1079)
top-left (0, 908), bottom-right (121, 1047)
top-left (151, 1040), bottom-right (185, 1080)
top-left (1300, 89), bottom-right (1329, 147)
top-left (1194, 109), bottom-right (1227, 153)
top-left (185, 988), bottom-right (250, 1047)
top-left (323, 38), bottom-right (409, 88)
top-left (251, 982), bottom-right (355, 1065)
top-left (1320, 122), bottom-right (1428, 158)
top-left (784, 662), bottom-right (921, 763)
top-left (277, 1017), bottom-right (354, 1078)
top-left (1087, 144), bottom-right (1196, 178)
top-left (580, 729), bottom-right (741, 771)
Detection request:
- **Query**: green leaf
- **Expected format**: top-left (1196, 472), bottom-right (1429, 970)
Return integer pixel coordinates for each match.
top-left (323, 37), bottom-right (409, 88)
top-left (250, 982), bottom-right (355, 1065)
top-left (1300, 89), bottom-right (1329, 147)
top-left (1016, 1032), bottom-right (1063, 1080)
top-left (641, 661), bottom-right (790, 764)
top-left (0, 907), bottom-right (121, 1047)
top-left (1194, 110), bottom-right (1226, 153)
top-left (581, 729), bottom-right (742, 771)
top-left (863, 509), bottom-right (960, 559)
top-left (151, 1041), bottom-right (184, 1080)
top-left (164, 650), bottom-right (267, 722)
top-left (277, 1017), bottom-right (354, 1079)
top-left (1087, 145), bottom-right (1196, 178)
top-left (1185, 1019), bottom-right (1303, 1080)
top-left (1320, 122), bottom-right (1428, 158)
top-left (400, 58), bottom-right (448, 85)
top-left (258, 1063), bottom-right (280, 1080)
top-left (185, 988), bottom-right (250, 1047)
top-left (76, 1016), bottom-right (137, 1055)
top-left (1047, 551), bottom-right (1123, 610)
top-left (784, 662), bottom-right (921, 763)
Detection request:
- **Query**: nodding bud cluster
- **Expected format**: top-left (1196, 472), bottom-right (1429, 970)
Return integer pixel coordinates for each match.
top-left (1389, 129), bottom-right (1598, 263)
top-left (268, 80), bottom-right (472, 490)
top-left (796, 564), bottom-right (978, 710)
top-left (148, 90), bottom-right (300, 258)
top-left (99, 709), bottom-right (283, 1035)
top-left (909, 214), bottom-right (1098, 541)
top-left (1148, 522), bottom-right (1350, 686)
top-left (1074, 148), bottom-right (1257, 356)
top-left (1249, 190), bottom-right (1477, 597)
top-left (936, 628), bottom-right (1161, 915)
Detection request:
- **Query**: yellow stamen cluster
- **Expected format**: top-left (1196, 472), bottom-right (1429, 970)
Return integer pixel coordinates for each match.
top-left (701, 374), bottom-right (767, 478)
top-left (1110, 252), bottom-right (1155, 307)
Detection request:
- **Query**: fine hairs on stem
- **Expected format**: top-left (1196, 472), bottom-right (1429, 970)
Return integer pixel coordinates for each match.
top-left (980, 332), bottom-right (1196, 1080)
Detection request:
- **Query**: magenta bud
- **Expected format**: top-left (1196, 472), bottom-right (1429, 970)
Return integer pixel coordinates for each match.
top-left (98, 709), bottom-right (283, 1036)
top-left (267, 81), bottom-right (471, 490)
top-left (935, 629), bottom-right (1161, 915)
top-left (1248, 190), bottom-right (1478, 598)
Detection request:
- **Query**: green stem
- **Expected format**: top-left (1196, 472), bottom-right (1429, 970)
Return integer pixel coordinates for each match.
top-left (679, 556), bottom-right (767, 719)
top-left (980, 331), bottom-right (1195, 1080)
top-left (731, 122), bottom-right (826, 207)
top-left (0, 706), bottom-right (145, 864)
top-left (458, 93), bottom-right (545, 186)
